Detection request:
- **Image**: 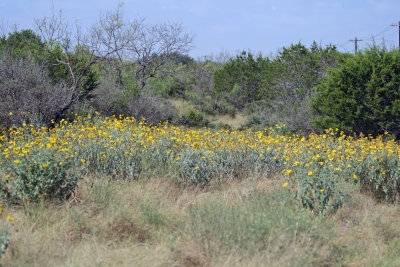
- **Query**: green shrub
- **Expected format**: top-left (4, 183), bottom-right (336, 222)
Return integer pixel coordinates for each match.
top-left (291, 168), bottom-right (352, 216)
top-left (2, 151), bottom-right (77, 202)
top-left (313, 45), bottom-right (400, 137)
top-left (180, 110), bottom-right (208, 127)
top-left (213, 51), bottom-right (272, 110)
top-left (184, 90), bottom-right (201, 105)
top-left (353, 152), bottom-right (400, 202)
top-left (176, 149), bottom-right (213, 186)
top-left (200, 101), bottom-right (214, 115)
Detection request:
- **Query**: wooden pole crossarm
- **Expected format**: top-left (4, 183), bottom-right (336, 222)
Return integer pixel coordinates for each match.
top-left (349, 37), bottom-right (363, 53)
top-left (391, 21), bottom-right (400, 48)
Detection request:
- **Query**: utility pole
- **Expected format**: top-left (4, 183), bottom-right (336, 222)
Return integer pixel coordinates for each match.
top-left (390, 21), bottom-right (400, 48)
top-left (349, 37), bottom-right (362, 53)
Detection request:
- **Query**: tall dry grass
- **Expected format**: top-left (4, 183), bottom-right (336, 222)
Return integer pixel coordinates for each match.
top-left (2, 174), bottom-right (400, 266)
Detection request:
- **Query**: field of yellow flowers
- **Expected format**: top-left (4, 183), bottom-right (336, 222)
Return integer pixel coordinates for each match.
top-left (1, 114), bottom-right (400, 215)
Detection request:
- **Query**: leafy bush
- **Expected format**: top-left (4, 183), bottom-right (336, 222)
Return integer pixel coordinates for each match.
top-left (176, 149), bottom-right (213, 185)
top-left (1, 150), bottom-right (77, 202)
top-left (0, 30), bottom-right (99, 125)
top-left (290, 168), bottom-right (352, 216)
top-left (0, 29), bottom-right (45, 62)
top-left (92, 77), bottom-right (177, 125)
top-left (187, 59), bottom-right (238, 116)
top-left (145, 61), bottom-right (192, 98)
top-left (241, 43), bottom-right (343, 133)
top-left (213, 51), bottom-right (272, 110)
top-left (125, 96), bottom-right (177, 125)
top-left (91, 74), bottom-right (127, 115)
top-left (180, 110), bottom-right (209, 127)
top-left (244, 99), bottom-right (315, 133)
top-left (313, 45), bottom-right (400, 137)
top-left (0, 54), bottom-right (71, 128)
top-left (354, 150), bottom-right (400, 202)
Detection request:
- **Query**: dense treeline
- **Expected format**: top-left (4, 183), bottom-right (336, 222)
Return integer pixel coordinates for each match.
top-left (213, 43), bottom-right (347, 132)
top-left (1, 6), bottom-right (400, 138)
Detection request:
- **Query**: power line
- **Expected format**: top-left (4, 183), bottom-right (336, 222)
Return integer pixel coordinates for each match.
top-left (381, 31), bottom-right (397, 40)
top-left (361, 26), bottom-right (394, 43)
top-left (337, 40), bottom-right (351, 47)
top-left (372, 25), bottom-right (393, 39)
top-left (333, 24), bottom-right (398, 53)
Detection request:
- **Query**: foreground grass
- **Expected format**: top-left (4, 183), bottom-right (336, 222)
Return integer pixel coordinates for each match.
top-left (2, 174), bottom-right (400, 266)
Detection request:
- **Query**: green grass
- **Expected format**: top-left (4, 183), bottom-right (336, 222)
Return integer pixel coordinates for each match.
top-left (187, 190), bottom-right (328, 261)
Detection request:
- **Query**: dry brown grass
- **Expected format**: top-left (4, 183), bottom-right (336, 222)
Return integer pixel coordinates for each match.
top-left (168, 98), bottom-right (246, 129)
top-left (2, 174), bottom-right (400, 266)
top-left (211, 113), bottom-right (247, 130)
top-left (168, 98), bottom-right (193, 117)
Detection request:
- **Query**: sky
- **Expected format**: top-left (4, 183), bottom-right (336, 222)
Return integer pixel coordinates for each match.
top-left (1, 0), bottom-right (400, 58)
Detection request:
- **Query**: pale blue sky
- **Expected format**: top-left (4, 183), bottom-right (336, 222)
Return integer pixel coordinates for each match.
top-left (1, 0), bottom-right (400, 58)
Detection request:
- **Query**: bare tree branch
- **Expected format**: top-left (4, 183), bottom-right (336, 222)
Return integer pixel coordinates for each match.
top-left (126, 21), bottom-right (193, 90)
top-left (34, 4), bottom-right (135, 120)
top-left (92, 6), bottom-right (193, 92)
top-left (25, 3), bottom-right (193, 122)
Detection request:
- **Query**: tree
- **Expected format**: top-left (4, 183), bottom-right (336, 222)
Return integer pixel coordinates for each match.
top-left (0, 4), bottom-right (192, 126)
top-left (34, 8), bottom-right (124, 121)
top-left (236, 43), bottom-right (344, 132)
top-left (273, 42), bottom-right (343, 106)
top-left (213, 51), bottom-right (273, 109)
top-left (0, 29), bottom-right (45, 60)
top-left (0, 53), bottom-right (70, 128)
top-left (129, 22), bottom-right (193, 91)
top-left (0, 29), bottom-right (100, 127)
top-left (0, 29), bottom-right (98, 100)
top-left (92, 4), bottom-right (193, 93)
top-left (313, 45), bottom-right (400, 137)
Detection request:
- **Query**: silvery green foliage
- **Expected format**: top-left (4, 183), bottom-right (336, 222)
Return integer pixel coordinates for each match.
top-left (0, 220), bottom-right (11, 258)
top-left (3, 151), bottom-right (77, 202)
top-left (176, 150), bottom-right (213, 186)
